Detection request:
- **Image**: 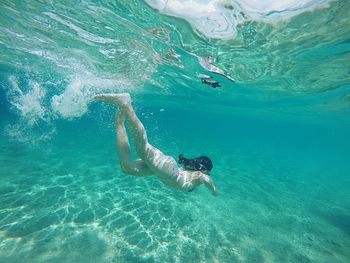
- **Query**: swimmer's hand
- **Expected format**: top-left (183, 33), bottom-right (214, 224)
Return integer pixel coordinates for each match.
top-left (212, 189), bottom-right (219, 197)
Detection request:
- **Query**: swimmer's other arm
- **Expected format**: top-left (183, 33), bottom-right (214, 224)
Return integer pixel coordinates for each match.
top-left (201, 174), bottom-right (218, 196)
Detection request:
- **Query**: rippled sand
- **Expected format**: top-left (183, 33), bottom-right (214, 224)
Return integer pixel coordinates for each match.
top-left (1, 123), bottom-right (349, 262)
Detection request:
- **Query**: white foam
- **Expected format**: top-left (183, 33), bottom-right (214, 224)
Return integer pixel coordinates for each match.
top-left (5, 77), bottom-right (56, 143)
top-left (51, 76), bottom-right (129, 118)
top-left (7, 77), bottom-right (48, 126)
top-left (51, 79), bottom-right (88, 119)
top-left (145, 0), bottom-right (332, 39)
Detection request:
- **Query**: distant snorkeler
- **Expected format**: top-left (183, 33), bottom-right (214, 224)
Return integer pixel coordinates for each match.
top-left (199, 74), bottom-right (221, 88)
top-left (94, 93), bottom-right (218, 196)
top-left (201, 78), bottom-right (221, 88)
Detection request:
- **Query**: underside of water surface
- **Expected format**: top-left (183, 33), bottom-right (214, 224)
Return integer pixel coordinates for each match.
top-left (0, 0), bottom-right (349, 262)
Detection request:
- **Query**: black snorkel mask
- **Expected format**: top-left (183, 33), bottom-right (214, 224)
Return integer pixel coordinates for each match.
top-left (178, 154), bottom-right (213, 174)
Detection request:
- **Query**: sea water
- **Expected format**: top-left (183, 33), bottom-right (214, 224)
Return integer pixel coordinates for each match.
top-left (0, 0), bottom-right (350, 262)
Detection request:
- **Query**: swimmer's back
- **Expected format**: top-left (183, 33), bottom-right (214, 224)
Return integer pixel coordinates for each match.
top-left (143, 143), bottom-right (179, 178)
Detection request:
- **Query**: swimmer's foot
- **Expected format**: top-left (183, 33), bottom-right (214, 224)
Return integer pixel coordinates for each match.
top-left (94, 93), bottom-right (131, 107)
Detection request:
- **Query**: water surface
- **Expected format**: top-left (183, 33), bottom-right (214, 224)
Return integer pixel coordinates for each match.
top-left (0, 0), bottom-right (349, 262)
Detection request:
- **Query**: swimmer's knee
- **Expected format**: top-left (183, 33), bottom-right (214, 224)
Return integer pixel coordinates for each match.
top-left (121, 166), bottom-right (130, 174)
top-left (120, 161), bottom-right (134, 175)
top-left (121, 161), bottom-right (146, 176)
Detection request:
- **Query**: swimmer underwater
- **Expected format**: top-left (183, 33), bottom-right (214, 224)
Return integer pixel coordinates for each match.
top-left (94, 93), bottom-right (218, 196)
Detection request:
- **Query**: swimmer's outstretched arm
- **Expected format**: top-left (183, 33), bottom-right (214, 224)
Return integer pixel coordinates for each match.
top-left (201, 174), bottom-right (218, 196)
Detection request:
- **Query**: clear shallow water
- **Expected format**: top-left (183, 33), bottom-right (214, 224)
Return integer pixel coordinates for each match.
top-left (0, 0), bottom-right (350, 262)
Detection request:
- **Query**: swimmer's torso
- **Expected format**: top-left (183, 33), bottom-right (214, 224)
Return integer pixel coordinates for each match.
top-left (143, 144), bottom-right (203, 191)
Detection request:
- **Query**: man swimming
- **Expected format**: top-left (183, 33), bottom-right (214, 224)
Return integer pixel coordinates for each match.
top-left (94, 93), bottom-right (218, 196)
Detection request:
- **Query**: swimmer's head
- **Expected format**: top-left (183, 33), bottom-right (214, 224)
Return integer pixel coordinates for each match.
top-left (178, 154), bottom-right (213, 173)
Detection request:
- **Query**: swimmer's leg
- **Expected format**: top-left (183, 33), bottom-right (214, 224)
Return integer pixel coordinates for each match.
top-left (94, 93), bottom-right (149, 159)
top-left (94, 93), bottom-right (178, 175)
top-left (115, 110), bottom-right (153, 176)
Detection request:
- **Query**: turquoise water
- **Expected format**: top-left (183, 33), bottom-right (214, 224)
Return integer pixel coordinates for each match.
top-left (1, 0), bottom-right (350, 262)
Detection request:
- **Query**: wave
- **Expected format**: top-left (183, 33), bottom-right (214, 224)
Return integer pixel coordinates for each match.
top-left (144, 0), bottom-right (333, 39)
top-left (0, 0), bottom-right (349, 144)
